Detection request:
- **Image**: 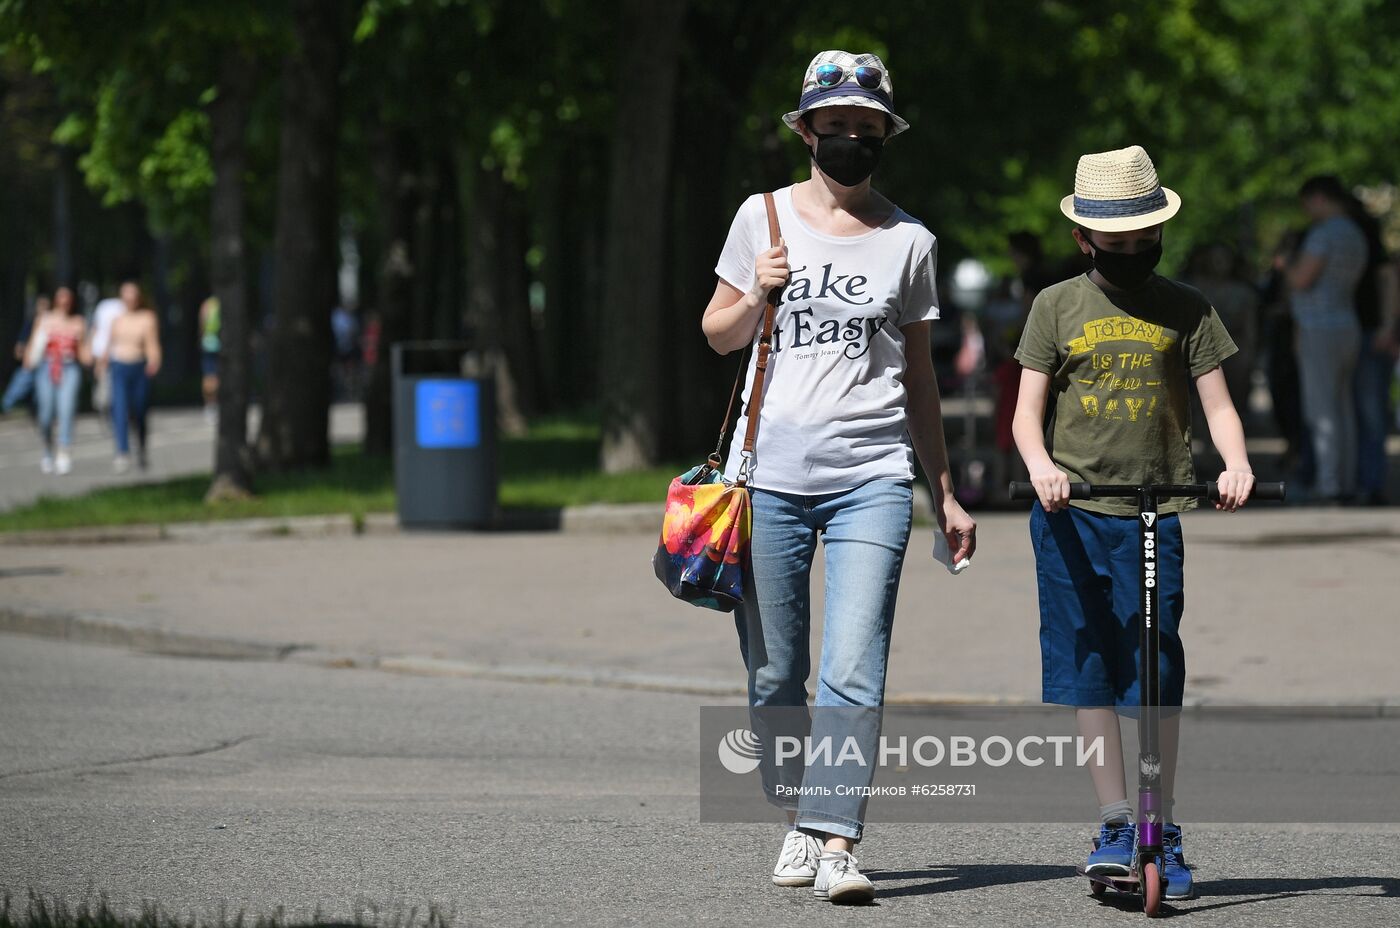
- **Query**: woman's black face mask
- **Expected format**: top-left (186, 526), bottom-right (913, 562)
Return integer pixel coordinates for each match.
top-left (1088, 236), bottom-right (1162, 290)
top-left (809, 131), bottom-right (884, 187)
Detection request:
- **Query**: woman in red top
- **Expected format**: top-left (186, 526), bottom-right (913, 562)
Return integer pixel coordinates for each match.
top-left (25, 286), bottom-right (88, 474)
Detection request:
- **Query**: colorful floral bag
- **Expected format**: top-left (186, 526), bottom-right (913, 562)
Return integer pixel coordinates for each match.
top-left (653, 193), bottom-right (781, 612)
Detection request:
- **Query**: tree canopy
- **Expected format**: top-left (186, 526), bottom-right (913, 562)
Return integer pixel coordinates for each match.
top-left (2, 0), bottom-right (1396, 471)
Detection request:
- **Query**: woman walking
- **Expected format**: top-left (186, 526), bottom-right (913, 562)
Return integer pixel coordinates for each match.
top-left (701, 50), bottom-right (976, 904)
top-left (26, 286), bottom-right (87, 474)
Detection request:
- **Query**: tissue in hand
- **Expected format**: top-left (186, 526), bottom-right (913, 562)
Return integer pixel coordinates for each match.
top-left (932, 531), bottom-right (972, 575)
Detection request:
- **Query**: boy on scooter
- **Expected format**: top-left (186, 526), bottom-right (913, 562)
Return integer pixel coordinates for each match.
top-left (1011, 145), bottom-right (1256, 901)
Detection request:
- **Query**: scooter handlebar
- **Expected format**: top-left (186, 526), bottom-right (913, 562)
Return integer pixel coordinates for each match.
top-left (1007, 481), bottom-right (1286, 502)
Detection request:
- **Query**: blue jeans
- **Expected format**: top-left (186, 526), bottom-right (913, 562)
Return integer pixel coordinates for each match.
top-left (34, 362), bottom-right (81, 451)
top-left (1355, 331), bottom-right (1394, 497)
top-left (109, 360), bottom-right (150, 455)
top-left (1297, 323), bottom-right (1361, 498)
top-left (2, 364), bottom-right (35, 411)
top-left (734, 478), bottom-right (913, 841)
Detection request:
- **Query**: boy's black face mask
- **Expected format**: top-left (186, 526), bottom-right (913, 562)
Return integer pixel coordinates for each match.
top-left (1089, 237), bottom-right (1163, 290)
top-left (810, 131), bottom-right (884, 187)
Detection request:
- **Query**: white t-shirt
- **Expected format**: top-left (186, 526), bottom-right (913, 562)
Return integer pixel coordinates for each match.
top-left (89, 298), bottom-right (127, 360)
top-left (713, 185), bottom-right (939, 495)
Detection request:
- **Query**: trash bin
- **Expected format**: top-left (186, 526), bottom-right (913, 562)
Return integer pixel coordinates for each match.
top-left (392, 341), bottom-right (497, 529)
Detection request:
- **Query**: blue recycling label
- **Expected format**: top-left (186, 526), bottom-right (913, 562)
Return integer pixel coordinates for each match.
top-left (415, 380), bottom-right (480, 449)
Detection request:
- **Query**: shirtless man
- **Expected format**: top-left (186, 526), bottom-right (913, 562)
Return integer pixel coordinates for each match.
top-left (106, 286), bottom-right (162, 471)
top-left (89, 280), bottom-right (138, 424)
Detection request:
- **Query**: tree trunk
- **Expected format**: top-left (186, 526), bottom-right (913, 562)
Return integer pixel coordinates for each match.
top-left (410, 155), bottom-right (438, 342)
top-left (435, 147), bottom-right (462, 341)
top-left (206, 44), bottom-right (256, 501)
top-left (464, 161), bottom-right (532, 435)
top-left (52, 146), bottom-right (74, 286)
top-left (598, 0), bottom-right (687, 472)
top-left (363, 126), bottom-right (419, 457)
top-left (257, 0), bottom-right (344, 471)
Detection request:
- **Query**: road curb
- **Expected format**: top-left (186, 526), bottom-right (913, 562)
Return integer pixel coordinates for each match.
top-left (0, 513), bottom-right (402, 546)
top-left (0, 493), bottom-right (940, 545)
top-left (6, 605), bottom-right (1400, 710)
top-left (0, 504), bottom-right (669, 545)
top-left (0, 606), bottom-right (305, 661)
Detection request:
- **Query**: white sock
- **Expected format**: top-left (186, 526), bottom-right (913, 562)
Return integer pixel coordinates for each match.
top-left (1100, 799), bottom-right (1133, 824)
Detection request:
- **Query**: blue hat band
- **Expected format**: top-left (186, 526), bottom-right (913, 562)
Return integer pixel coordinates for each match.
top-left (797, 84), bottom-right (894, 112)
top-left (1073, 187), bottom-right (1168, 219)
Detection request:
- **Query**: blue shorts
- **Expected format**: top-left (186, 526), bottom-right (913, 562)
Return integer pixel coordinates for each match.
top-left (1030, 505), bottom-right (1186, 708)
top-left (201, 351), bottom-right (220, 377)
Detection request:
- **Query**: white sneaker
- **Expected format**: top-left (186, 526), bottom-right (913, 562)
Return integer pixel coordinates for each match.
top-left (55, 451), bottom-right (72, 475)
top-left (813, 850), bottom-right (875, 904)
top-left (113, 455), bottom-right (131, 473)
top-left (771, 830), bottom-right (820, 886)
top-left (40, 454), bottom-right (55, 474)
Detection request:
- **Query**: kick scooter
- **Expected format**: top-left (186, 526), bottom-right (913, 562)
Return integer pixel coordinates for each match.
top-left (1009, 479), bottom-right (1285, 916)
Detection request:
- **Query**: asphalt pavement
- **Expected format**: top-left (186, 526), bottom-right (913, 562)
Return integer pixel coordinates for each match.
top-left (3, 506), bottom-right (1399, 705)
top-left (2, 634), bottom-right (1397, 927)
top-left (3, 401), bottom-right (1399, 925)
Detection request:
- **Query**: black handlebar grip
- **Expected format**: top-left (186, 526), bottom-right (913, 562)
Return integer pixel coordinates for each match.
top-left (1008, 482), bottom-right (1092, 500)
top-left (1010, 481), bottom-right (1287, 502)
top-left (1206, 480), bottom-right (1287, 501)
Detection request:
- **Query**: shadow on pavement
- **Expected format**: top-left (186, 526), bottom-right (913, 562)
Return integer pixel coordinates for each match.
top-left (864, 865), bottom-right (1398, 916)
top-left (866, 862), bottom-right (1078, 897)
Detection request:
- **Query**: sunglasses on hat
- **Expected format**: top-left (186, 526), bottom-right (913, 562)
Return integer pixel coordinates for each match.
top-left (812, 63), bottom-right (883, 90)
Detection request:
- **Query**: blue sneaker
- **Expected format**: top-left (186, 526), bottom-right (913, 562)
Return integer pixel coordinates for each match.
top-left (1162, 823), bottom-right (1194, 899)
top-left (1086, 821), bottom-right (1135, 876)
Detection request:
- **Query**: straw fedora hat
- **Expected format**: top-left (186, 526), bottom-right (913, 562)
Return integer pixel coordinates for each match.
top-left (782, 50), bottom-right (910, 138)
top-left (1059, 145), bottom-right (1181, 232)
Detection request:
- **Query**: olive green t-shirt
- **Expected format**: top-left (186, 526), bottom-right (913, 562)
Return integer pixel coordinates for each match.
top-left (1014, 273), bottom-right (1238, 516)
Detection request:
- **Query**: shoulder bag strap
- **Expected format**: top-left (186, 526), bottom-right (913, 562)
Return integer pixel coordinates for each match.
top-left (709, 193), bottom-right (781, 485)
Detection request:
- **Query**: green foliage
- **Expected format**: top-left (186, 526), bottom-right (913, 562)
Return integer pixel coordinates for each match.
top-left (0, 0), bottom-right (284, 239)
top-left (65, 74), bottom-right (213, 231)
top-left (4, 0), bottom-right (1400, 440)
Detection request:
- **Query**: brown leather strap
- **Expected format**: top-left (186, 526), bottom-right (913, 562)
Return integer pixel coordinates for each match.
top-left (737, 193), bottom-right (781, 483)
top-left (710, 192), bottom-right (781, 484)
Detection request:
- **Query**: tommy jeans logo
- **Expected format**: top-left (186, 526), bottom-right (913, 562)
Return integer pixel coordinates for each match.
top-left (769, 262), bottom-right (889, 361)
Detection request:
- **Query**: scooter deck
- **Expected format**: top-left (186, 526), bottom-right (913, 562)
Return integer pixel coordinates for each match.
top-left (1077, 864), bottom-right (1142, 892)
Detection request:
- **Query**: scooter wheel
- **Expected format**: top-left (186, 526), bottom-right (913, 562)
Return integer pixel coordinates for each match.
top-left (1142, 861), bottom-right (1162, 916)
top-left (1089, 878), bottom-right (1106, 897)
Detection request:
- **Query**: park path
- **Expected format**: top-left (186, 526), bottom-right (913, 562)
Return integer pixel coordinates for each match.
top-left (0, 404), bottom-right (364, 512)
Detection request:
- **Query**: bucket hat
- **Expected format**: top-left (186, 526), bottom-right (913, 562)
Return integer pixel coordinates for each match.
top-left (1059, 145), bottom-right (1181, 232)
top-left (782, 50), bottom-right (909, 138)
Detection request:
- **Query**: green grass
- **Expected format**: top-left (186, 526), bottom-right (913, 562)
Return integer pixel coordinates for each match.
top-left (1, 890), bottom-right (454, 928)
top-left (0, 419), bottom-right (684, 533)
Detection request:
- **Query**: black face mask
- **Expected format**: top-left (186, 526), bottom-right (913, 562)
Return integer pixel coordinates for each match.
top-left (810, 131), bottom-right (884, 187)
top-left (1089, 237), bottom-right (1162, 290)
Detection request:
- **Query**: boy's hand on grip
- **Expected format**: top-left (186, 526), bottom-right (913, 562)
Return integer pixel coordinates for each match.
top-left (1215, 469), bottom-right (1254, 512)
top-left (1029, 464), bottom-right (1071, 512)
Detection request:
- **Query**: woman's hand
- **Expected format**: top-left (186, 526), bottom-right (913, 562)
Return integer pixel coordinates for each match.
top-left (936, 496), bottom-right (977, 563)
top-left (1029, 461), bottom-right (1071, 512)
top-left (751, 239), bottom-right (789, 299)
